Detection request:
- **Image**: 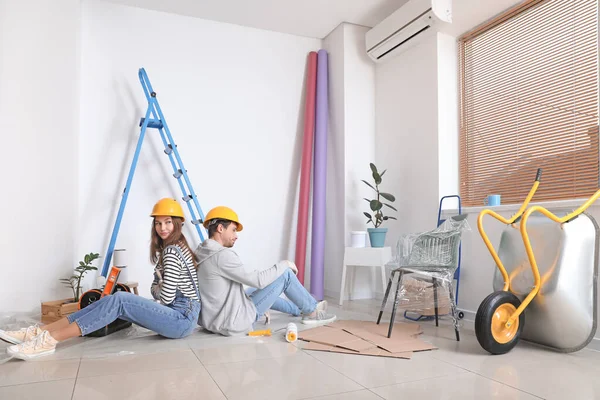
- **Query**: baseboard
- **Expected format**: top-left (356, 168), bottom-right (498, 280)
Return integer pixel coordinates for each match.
top-left (587, 337), bottom-right (600, 351)
top-left (324, 289), bottom-right (385, 303)
top-left (323, 289), bottom-right (339, 301)
top-left (457, 308), bottom-right (476, 322)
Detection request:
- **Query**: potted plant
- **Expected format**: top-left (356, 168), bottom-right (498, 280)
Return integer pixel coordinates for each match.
top-left (59, 252), bottom-right (100, 303)
top-left (41, 252), bottom-right (100, 323)
top-left (362, 163), bottom-right (397, 247)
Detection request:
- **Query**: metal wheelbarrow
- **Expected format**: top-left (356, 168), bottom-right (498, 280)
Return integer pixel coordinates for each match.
top-left (476, 169), bottom-right (598, 354)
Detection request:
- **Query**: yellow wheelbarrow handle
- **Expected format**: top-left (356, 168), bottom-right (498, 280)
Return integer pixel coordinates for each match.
top-left (507, 188), bottom-right (600, 328)
top-left (477, 169), bottom-right (542, 292)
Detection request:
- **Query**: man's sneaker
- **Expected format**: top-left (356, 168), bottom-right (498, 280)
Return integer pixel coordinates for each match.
top-left (312, 300), bottom-right (328, 314)
top-left (0, 325), bottom-right (43, 345)
top-left (7, 330), bottom-right (58, 360)
top-left (302, 300), bottom-right (337, 325)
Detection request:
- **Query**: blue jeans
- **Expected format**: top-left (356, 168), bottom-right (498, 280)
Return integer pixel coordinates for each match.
top-left (246, 269), bottom-right (318, 320)
top-left (67, 291), bottom-right (200, 339)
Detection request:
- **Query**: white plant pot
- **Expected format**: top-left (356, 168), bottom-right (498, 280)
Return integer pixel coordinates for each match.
top-left (350, 231), bottom-right (368, 248)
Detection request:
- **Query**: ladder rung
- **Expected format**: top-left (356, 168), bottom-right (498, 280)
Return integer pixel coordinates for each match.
top-left (182, 195), bottom-right (193, 202)
top-left (164, 144), bottom-right (175, 155)
top-left (191, 219), bottom-right (202, 225)
top-left (139, 118), bottom-right (163, 129)
top-left (173, 169), bottom-right (183, 179)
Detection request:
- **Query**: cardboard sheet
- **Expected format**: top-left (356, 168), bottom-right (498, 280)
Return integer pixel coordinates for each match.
top-left (299, 320), bottom-right (437, 359)
top-left (298, 326), bottom-right (374, 352)
top-left (304, 341), bottom-right (412, 359)
top-left (341, 326), bottom-right (436, 353)
top-left (329, 320), bottom-right (423, 337)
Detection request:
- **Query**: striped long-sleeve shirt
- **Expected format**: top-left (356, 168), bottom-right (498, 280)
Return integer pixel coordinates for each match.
top-left (151, 244), bottom-right (199, 304)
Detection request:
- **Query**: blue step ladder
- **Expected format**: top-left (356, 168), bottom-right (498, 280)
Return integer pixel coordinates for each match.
top-left (101, 68), bottom-right (207, 277)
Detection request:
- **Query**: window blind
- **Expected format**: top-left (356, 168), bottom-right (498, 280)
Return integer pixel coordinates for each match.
top-left (459, 0), bottom-right (599, 207)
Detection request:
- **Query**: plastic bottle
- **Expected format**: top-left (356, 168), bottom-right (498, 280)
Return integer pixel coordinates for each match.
top-left (286, 323), bottom-right (298, 343)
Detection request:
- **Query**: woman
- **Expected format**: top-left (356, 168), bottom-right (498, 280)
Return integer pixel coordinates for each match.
top-left (0, 198), bottom-right (201, 361)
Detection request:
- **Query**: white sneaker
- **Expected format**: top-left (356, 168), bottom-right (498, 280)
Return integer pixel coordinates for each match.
top-left (315, 300), bottom-right (328, 313)
top-left (7, 330), bottom-right (58, 360)
top-left (302, 301), bottom-right (337, 325)
top-left (0, 325), bottom-right (43, 345)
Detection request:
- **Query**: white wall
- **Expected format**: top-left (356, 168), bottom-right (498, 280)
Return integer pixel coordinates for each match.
top-left (344, 25), bottom-right (377, 237)
top-left (0, 0), bottom-right (80, 312)
top-left (0, 0), bottom-right (542, 325)
top-left (78, 0), bottom-right (321, 297)
top-left (322, 25), bottom-right (346, 300)
top-left (375, 34), bottom-right (440, 242)
top-left (323, 23), bottom-right (377, 301)
top-left (437, 33), bottom-right (459, 206)
top-left (341, 25), bottom-right (377, 300)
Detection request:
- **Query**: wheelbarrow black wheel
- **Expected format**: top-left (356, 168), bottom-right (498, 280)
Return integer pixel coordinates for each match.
top-left (115, 283), bottom-right (131, 293)
top-left (475, 291), bottom-right (524, 355)
top-left (79, 289), bottom-right (102, 310)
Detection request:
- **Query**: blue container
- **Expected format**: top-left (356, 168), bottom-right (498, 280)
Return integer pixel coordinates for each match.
top-left (368, 228), bottom-right (388, 247)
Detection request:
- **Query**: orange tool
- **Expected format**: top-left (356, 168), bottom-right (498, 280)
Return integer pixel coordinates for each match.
top-left (102, 266), bottom-right (122, 297)
top-left (248, 329), bottom-right (272, 337)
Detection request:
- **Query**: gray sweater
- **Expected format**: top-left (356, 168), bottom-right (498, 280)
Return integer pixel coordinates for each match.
top-left (194, 239), bottom-right (288, 336)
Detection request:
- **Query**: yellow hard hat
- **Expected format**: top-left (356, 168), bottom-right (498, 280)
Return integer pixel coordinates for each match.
top-left (150, 198), bottom-right (185, 220)
top-left (204, 206), bottom-right (243, 231)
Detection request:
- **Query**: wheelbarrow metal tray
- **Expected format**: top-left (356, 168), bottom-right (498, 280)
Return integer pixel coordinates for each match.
top-left (493, 212), bottom-right (598, 352)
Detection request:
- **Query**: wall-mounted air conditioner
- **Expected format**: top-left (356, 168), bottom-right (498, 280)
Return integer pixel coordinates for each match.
top-left (366, 0), bottom-right (452, 63)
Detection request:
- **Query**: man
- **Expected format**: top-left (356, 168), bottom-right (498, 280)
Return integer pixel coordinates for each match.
top-left (195, 206), bottom-right (336, 336)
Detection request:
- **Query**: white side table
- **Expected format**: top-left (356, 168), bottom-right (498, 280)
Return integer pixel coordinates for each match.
top-left (339, 246), bottom-right (392, 305)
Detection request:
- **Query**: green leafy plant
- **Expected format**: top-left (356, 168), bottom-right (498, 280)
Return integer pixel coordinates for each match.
top-left (362, 163), bottom-right (397, 228)
top-left (59, 252), bottom-right (100, 303)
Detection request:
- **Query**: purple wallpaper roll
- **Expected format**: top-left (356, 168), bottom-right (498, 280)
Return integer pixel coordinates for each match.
top-left (310, 49), bottom-right (328, 300)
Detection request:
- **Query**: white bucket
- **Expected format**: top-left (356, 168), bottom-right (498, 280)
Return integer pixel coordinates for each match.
top-left (117, 266), bottom-right (129, 284)
top-left (113, 249), bottom-right (129, 284)
top-left (350, 231), bottom-right (367, 248)
top-left (113, 249), bottom-right (127, 267)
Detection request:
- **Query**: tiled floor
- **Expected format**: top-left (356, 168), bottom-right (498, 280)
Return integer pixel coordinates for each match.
top-left (1, 298), bottom-right (599, 399)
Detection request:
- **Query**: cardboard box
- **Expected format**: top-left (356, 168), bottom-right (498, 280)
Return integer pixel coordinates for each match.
top-left (400, 277), bottom-right (451, 316)
top-left (41, 298), bottom-right (79, 324)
